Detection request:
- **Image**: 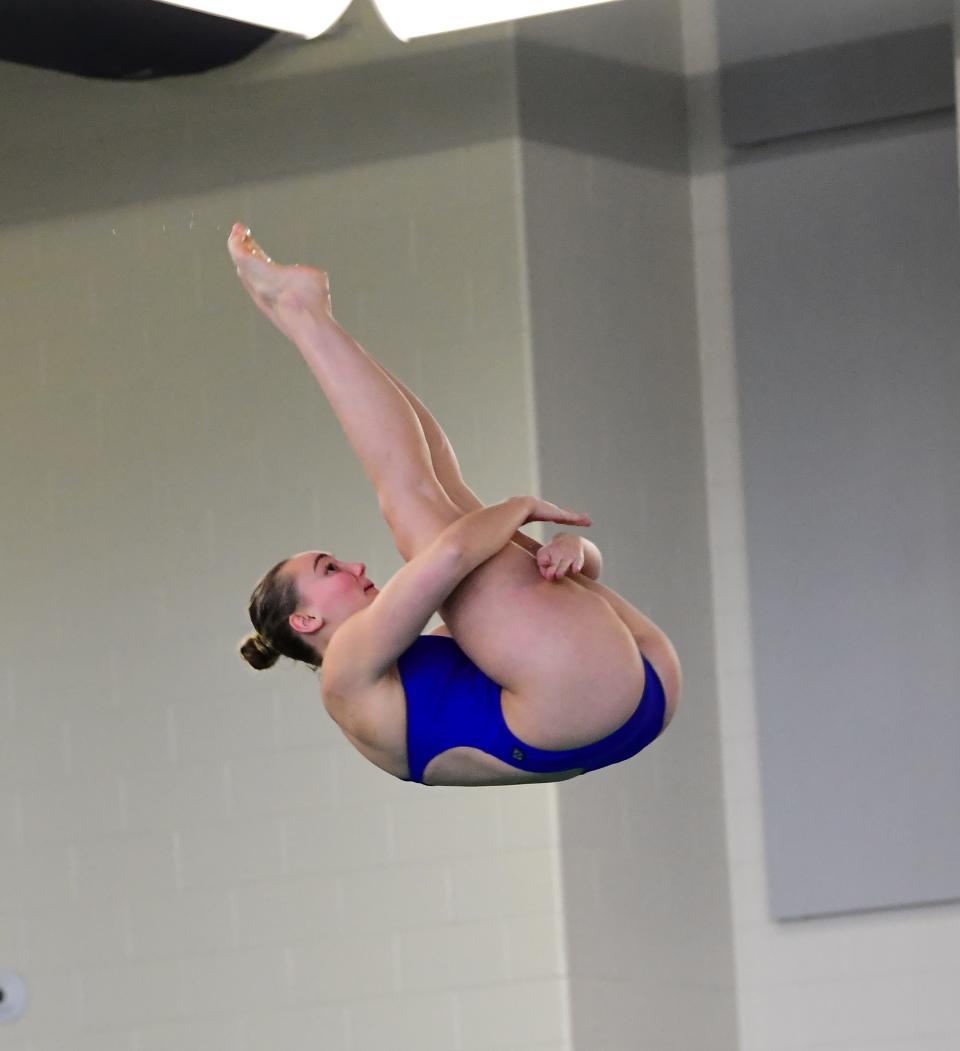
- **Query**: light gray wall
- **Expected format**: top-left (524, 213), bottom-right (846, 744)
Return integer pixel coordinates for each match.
top-left (717, 0), bottom-right (960, 922)
top-left (730, 116), bottom-right (960, 921)
top-left (690, 0), bottom-right (960, 1046)
top-left (519, 143), bottom-right (737, 1049)
top-left (517, 5), bottom-right (738, 1049)
top-left (0, 24), bottom-right (576, 1051)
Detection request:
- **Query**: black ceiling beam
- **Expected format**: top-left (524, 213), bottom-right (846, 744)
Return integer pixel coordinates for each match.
top-left (0, 0), bottom-right (275, 79)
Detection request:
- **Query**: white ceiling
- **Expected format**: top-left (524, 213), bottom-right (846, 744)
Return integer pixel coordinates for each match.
top-left (240, 0), bottom-right (685, 80)
top-left (234, 0), bottom-right (516, 82)
top-left (235, 0), bottom-right (955, 82)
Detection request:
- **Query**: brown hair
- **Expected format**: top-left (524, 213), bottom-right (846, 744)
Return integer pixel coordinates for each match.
top-left (239, 557), bottom-right (321, 673)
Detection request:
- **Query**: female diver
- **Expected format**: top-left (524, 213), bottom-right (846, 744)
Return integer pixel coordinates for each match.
top-left (232, 224), bottom-right (681, 786)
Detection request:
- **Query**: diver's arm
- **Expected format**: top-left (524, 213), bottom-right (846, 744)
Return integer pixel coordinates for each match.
top-left (445, 497), bottom-right (592, 576)
top-left (443, 497), bottom-right (534, 574)
top-left (445, 485), bottom-right (602, 576)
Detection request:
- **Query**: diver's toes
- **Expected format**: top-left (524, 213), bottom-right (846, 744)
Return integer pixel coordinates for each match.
top-left (227, 224), bottom-right (268, 262)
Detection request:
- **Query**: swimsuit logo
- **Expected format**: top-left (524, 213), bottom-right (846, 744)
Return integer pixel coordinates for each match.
top-left (512, 748), bottom-right (525, 762)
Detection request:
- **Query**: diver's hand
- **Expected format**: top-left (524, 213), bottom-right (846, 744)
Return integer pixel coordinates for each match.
top-left (520, 498), bottom-right (591, 529)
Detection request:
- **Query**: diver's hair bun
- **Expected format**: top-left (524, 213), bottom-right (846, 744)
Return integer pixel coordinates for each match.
top-left (239, 633), bottom-right (281, 671)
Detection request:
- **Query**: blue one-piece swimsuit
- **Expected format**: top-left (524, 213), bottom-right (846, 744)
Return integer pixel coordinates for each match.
top-left (396, 634), bottom-right (666, 784)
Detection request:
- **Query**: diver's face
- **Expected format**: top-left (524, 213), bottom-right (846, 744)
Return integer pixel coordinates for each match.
top-left (286, 551), bottom-right (378, 641)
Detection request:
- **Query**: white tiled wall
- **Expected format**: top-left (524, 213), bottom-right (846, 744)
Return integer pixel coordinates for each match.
top-left (0, 40), bottom-right (571, 1047)
top-left (683, 2), bottom-right (960, 1049)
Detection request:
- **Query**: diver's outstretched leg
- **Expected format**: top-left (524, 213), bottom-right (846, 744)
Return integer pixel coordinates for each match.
top-left (227, 224), bottom-right (440, 509)
top-left (370, 361), bottom-right (480, 507)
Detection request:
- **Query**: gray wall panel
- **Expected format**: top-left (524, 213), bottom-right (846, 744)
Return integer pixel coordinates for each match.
top-left (720, 24), bottom-right (954, 148)
top-left (522, 135), bottom-right (738, 1050)
top-left (716, 0), bottom-right (952, 65)
top-left (728, 118), bottom-right (960, 919)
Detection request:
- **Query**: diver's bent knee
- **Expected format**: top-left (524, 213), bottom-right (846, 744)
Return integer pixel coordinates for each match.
top-left (379, 481), bottom-right (466, 561)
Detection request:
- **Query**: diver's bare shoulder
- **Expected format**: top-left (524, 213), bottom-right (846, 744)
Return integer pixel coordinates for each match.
top-left (321, 625), bottom-right (452, 780)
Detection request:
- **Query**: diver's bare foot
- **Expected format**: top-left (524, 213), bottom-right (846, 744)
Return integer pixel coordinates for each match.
top-left (227, 223), bottom-right (334, 338)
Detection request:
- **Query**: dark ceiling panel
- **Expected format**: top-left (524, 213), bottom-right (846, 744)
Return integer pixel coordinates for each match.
top-left (1, 0), bottom-right (275, 79)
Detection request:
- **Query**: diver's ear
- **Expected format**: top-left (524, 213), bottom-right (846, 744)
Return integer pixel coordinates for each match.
top-left (289, 612), bottom-right (324, 636)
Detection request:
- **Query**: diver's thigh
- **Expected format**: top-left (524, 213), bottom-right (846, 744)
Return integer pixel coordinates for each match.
top-left (438, 544), bottom-right (645, 729)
